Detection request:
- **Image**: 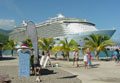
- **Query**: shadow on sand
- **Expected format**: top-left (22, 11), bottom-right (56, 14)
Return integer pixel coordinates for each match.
top-left (77, 64), bottom-right (100, 68)
top-left (92, 64), bottom-right (100, 68)
top-left (40, 69), bottom-right (57, 75)
top-left (99, 58), bottom-right (112, 61)
top-left (0, 57), bottom-right (16, 61)
top-left (58, 75), bottom-right (78, 79)
top-left (30, 69), bottom-right (57, 76)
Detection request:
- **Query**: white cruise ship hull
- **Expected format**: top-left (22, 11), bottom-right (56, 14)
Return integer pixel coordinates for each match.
top-left (66, 29), bottom-right (116, 46)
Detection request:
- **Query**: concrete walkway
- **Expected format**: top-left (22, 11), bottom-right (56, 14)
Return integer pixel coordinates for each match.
top-left (1, 56), bottom-right (120, 83)
top-left (52, 59), bottom-right (120, 83)
top-left (0, 56), bottom-right (82, 83)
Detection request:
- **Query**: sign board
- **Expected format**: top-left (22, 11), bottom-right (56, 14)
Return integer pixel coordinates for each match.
top-left (18, 52), bottom-right (30, 77)
top-left (26, 21), bottom-right (38, 58)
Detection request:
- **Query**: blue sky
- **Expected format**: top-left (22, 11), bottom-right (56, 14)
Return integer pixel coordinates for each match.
top-left (0, 0), bottom-right (120, 38)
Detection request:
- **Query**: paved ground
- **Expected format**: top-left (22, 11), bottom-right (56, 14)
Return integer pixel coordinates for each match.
top-left (0, 56), bottom-right (81, 83)
top-left (1, 56), bottom-right (120, 83)
top-left (52, 58), bottom-right (120, 83)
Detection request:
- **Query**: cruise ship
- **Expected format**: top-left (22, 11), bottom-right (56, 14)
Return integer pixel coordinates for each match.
top-left (9, 14), bottom-right (116, 46)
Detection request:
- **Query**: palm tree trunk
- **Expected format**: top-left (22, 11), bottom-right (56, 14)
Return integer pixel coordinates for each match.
top-left (11, 50), bottom-right (14, 56)
top-left (95, 51), bottom-right (100, 60)
top-left (66, 52), bottom-right (69, 61)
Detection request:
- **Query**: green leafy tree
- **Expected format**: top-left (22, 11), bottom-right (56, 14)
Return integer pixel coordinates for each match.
top-left (84, 34), bottom-right (115, 57)
top-left (51, 45), bottom-right (61, 52)
top-left (0, 34), bottom-right (8, 45)
top-left (59, 38), bottom-right (78, 61)
top-left (2, 40), bottom-right (16, 56)
top-left (39, 38), bottom-right (55, 54)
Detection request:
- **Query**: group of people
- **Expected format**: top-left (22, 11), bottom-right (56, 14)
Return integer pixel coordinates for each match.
top-left (73, 48), bottom-right (92, 69)
top-left (30, 51), bottom-right (51, 76)
top-left (83, 48), bottom-right (92, 69)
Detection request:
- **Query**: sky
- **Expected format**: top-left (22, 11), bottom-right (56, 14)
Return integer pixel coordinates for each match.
top-left (0, 0), bottom-right (120, 38)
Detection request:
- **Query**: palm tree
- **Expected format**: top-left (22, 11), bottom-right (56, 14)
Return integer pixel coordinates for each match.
top-left (2, 40), bottom-right (16, 56)
top-left (59, 38), bottom-right (78, 61)
top-left (84, 34), bottom-right (115, 58)
top-left (38, 38), bottom-right (55, 53)
top-left (23, 38), bottom-right (33, 48)
top-left (51, 45), bottom-right (61, 60)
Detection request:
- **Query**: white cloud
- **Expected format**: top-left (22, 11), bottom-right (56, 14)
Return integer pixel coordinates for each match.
top-left (0, 19), bottom-right (15, 30)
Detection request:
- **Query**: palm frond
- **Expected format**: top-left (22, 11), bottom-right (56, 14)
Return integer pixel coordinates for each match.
top-left (69, 39), bottom-right (78, 47)
top-left (84, 34), bottom-right (115, 57)
top-left (39, 38), bottom-right (55, 51)
top-left (85, 40), bottom-right (97, 47)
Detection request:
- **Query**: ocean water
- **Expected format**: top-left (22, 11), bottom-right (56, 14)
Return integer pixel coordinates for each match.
top-left (3, 50), bottom-right (17, 56)
top-left (3, 50), bottom-right (112, 57)
top-left (64, 50), bottom-right (112, 58)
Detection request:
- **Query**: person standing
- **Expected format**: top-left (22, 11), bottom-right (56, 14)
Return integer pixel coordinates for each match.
top-left (84, 51), bottom-right (88, 69)
top-left (116, 49), bottom-right (119, 62)
top-left (87, 48), bottom-right (92, 67)
top-left (30, 54), bottom-right (34, 74)
top-left (40, 51), bottom-right (45, 66)
top-left (61, 51), bottom-right (65, 59)
top-left (73, 50), bottom-right (79, 67)
top-left (114, 49), bottom-right (119, 63)
top-left (47, 51), bottom-right (51, 65)
top-left (34, 56), bottom-right (41, 76)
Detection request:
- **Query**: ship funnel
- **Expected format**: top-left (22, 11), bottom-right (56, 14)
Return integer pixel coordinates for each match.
top-left (22, 20), bottom-right (27, 26)
top-left (57, 13), bottom-right (65, 18)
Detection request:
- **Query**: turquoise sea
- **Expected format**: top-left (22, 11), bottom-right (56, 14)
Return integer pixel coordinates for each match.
top-left (3, 50), bottom-right (112, 57)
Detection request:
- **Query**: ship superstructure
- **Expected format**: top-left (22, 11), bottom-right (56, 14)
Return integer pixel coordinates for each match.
top-left (9, 14), bottom-right (116, 46)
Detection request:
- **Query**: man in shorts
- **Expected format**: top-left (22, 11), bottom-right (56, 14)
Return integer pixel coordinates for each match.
top-left (34, 56), bottom-right (41, 76)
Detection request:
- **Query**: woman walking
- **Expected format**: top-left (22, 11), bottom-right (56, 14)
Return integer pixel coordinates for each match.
top-left (84, 51), bottom-right (88, 69)
top-left (114, 49), bottom-right (119, 63)
top-left (73, 50), bottom-right (79, 67)
top-left (87, 48), bottom-right (92, 68)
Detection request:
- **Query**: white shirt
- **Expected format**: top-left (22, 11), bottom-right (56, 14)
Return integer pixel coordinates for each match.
top-left (84, 54), bottom-right (88, 62)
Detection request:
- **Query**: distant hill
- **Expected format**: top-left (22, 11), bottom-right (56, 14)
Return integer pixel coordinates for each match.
top-left (0, 29), bottom-right (12, 36)
top-left (0, 29), bottom-right (12, 45)
top-left (0, 34), bottom-right (8, 45)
